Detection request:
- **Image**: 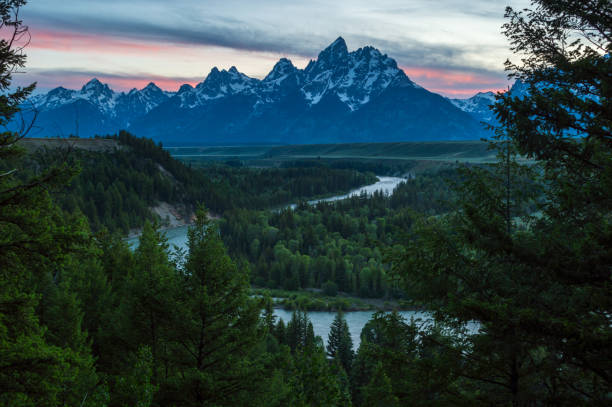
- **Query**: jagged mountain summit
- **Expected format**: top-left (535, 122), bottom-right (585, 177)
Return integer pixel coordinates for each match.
top-left (23, 37), bottom-right (490, 144)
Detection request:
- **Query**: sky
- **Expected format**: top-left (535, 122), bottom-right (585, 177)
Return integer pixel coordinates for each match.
top-left (15, 0), bottom-right (531, 98)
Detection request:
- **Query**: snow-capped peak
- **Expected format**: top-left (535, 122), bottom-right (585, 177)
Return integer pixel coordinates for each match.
top-left (264, 58), bottom-right (297, 82)
top-left (117, 81), bottom-right (169, 115)
top-left (262, 58), bottom-right (303, 94)
top-left (474, 91), bottom-right (497, 102)
top-left (26, 38), bottom-right (447, 124)
top-left (81, 78), bottom-right (112, 96)
top-left (300, 37), bottom-right (411, 110)
top-left (309, 37), bottom-right (349, 75)
top-left (191, 66), bottom-right (259, 104)
top-left (178, 84), bottom-right (194, 94)
top-left (320, 37), bottom-right (348, 63)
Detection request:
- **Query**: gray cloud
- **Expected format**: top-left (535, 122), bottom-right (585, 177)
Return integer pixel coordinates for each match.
top-left (14, 68), bottom-right (203, 93)
top-left (368, 0), bottom-right (509, 19)
top-left (26, 10), bottom-right (327, 57)
top-left (20, 0), bottom-right (523, 96)
top-left (26, 9), bottom-right (509, 81)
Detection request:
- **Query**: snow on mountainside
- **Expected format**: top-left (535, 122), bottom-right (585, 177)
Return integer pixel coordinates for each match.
top-left (32, 79), bottom-right (169, 118)
top-left (301, 37), bottom-right (416, 110)
top-left (172, 37), bottom-right (412, 111)
top-left (450, 91), bottom-right (498, 125)
top-left (449, 81), bottom-right (531, 126)
top-left (21, 37), bottom-right (491, 143)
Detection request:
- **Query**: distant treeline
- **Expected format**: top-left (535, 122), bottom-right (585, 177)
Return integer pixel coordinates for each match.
top-left (195, 164), bottom-right (377, 210)
top-left (221, 170), bottom-right (459, 298)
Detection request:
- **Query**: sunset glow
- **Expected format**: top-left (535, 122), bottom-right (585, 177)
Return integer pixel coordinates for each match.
top-left (16, 0), bottom-right (530, 97)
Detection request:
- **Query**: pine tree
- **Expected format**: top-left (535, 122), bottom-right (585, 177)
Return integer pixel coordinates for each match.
top-left (168, 207), bottom-right (262, 406)
top-left (0, 2), bottom-right (98, 405)
top-left (327, 311), bottom-right (354, 374)
top-left (495, 3), bottom-right (612, 397)
top-left (392, 0), bottom-right (612, 402)
top-left (286, 309), bottom-right (314, 352)
top-left (122, 220), bottom-right (179, 389)
top-left (291, 336), bottom-right (346, 406)
top-left (351, 312), bottom-right (423, 406)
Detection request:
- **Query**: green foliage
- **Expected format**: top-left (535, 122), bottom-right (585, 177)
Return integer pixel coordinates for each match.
top-left (5, 0), bottom-right (610, 404)
top-left (113, 346), bottom-right (157, 407)
top-left (0, 290), bottom-right (67, 407)
top-left (121, 221), bottom-right (179, 387)
top-left (221, 170), bottom-right (457, 298)
top-left (327, 312), bottom-right (354, 374)
top-left (24, 131), bottom-right (204, 233)
top-left (389, 0), bottom-right (612, 403)
top-left (322, 281), bottom-right (338, 297)
top-left (196, 164), bottom-right (377, 210)
top-left (266, 311), bottom-right (350, 407)
top-left (164, 207), bottom-right (263, 406)
top-left (14, 132), bottom-right (380, 234)
top-left (361, 363), bottom-right (398, 407)
top-left (0, 3), bottom-right (105, 405)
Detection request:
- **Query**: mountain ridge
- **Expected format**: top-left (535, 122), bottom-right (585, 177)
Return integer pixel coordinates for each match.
top-left (22, 37), bottom-right (492, 144)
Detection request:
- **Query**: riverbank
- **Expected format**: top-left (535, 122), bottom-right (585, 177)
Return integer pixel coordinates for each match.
top-left (126, 175), bottom-right (405, 248)
top-left (252, 288), bottom-right (414, 312)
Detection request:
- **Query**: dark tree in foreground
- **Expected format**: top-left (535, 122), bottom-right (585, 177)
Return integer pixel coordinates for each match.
top-left (496, 0), bottom-right (612, 396)
top-left (0, 2), bottom-right (100, 405)
top-left (393, 0), bottom-right (611, 403)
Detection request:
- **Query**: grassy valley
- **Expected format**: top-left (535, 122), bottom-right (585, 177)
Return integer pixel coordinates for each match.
top-left (168, 140), bottom-right (499, 168)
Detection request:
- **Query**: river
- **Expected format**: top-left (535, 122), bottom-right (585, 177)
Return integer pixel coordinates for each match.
top-left (125, 175), bottom-right (476, 347)
top-left (126, 176), bottom-right (413, 346)
top-left (273, 309), bottom-right (431, 349)
top-left (126, 175), bottom-right (406, 251)
top-left (287, 176), bottom-right (405, 209)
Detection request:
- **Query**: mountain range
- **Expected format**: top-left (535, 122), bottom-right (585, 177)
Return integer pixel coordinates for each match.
top-left (22, 37), bottom-right (501, 144)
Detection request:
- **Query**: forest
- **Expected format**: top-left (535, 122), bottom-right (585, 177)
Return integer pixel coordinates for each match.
top-left (4, 131), bottom-right (376, 233)
top-left (1, 0), bottom-right (610, 406)
top-left (220, 172), bottom-right (458, 299)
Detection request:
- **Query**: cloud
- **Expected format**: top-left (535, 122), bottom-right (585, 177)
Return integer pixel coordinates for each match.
top-left (19, 0), bottom-right (524, 97)
top-left (368, 0), bottom-right (509, 19)
top-left (25, 11), bottom-right (326, 58)
top-left (29, 28), bottom-right (164, 54)
top-left (13, 68), bottom-right (202, 93)
top-left (401, 66), bottom-right (510, 98)
top-left (24, 2), bottom-right (509, 74)
top-left (27, 13), bottom-right (508, 83)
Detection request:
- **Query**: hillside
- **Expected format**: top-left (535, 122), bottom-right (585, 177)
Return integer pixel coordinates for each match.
top-left (13, 133), bottom-right (379, 233)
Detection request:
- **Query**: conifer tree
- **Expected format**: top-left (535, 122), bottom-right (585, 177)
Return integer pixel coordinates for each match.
top-left (327, 311), bottom-right (354, 374)
top-left (393, 0), bottom-right (611, 402)
top-left (126, 224), bottom-right (177, 398)
top-left (169, 207), bottom-right (262, 406)
top-left (0, 2), bottom-right (99, 405)
top-left (286, 309), bottom-right (315, 352)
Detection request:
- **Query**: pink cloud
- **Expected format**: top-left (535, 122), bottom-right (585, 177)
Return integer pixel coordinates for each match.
top-left (29, 28), bottom-right (164, 54)
top-left (23, 28), bottom-right (511, 97)
top-left (401, 66), bottom-right (510, 98)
